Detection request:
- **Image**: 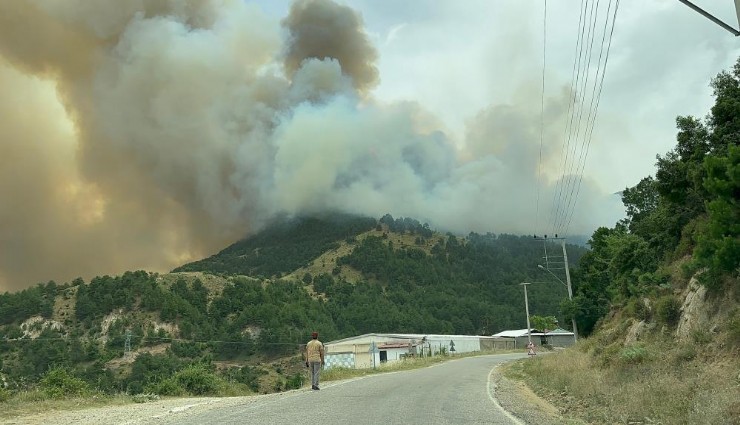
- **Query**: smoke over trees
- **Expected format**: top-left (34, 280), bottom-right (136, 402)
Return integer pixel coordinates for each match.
top-left (0, 0), bottom-right (620, 291)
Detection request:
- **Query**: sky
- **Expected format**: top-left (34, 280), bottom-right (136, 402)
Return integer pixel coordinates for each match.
top-left (0, 0), bottom-right (738, 292)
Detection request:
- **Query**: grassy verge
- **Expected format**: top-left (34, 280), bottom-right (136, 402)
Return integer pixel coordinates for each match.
top-left (503, 340), bottom-right (740, 424)
top-left (0, 391), bottom-right (134, 421)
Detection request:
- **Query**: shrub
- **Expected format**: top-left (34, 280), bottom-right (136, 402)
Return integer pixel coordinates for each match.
top-left (594, 342), bottom-right (622, 368)
top-left (680, 259), bottom-right (701, 279)
top-left (40, 367), bottom-right (89, 398)
top-left (0, 386), bottom-right (10, 402)
top-left (674, 344), bottom-right (697, 362)
top-left (148, 378), bottom-right (185, 396)
top-left (127, 380), bottom-right (144, 395)
top-left (173, 364), bottom-right (221, 395)
top-left (285, 373), bottom-right (304, 390)
top-left (691, 329), bottom-right (712, 345)
top-left (655, 296), bottom-right (681, 326)
top-left (131, 393), bottom-right (160, 403)
top-left (223, 365), bottom-right (263, 392)
top-left (619, 344), bottom-right (650, 365)
top-left (169, 341), bottom-right (204, 358)
top-left (728, 308), bottom-right (740, 348)
top-left (625, 298), bottom-right (650, 321)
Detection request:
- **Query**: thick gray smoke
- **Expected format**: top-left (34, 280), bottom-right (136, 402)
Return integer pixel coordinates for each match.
top-left (0, 0), bottom-right (621, 292)
top-left (282, 0), bottom-right (379, 94)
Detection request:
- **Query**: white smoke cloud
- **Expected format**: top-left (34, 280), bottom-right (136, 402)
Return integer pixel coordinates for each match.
top-left (0, 0), bottom-right (622, 291)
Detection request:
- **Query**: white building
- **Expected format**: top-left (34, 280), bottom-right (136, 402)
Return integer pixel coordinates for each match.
top-left (323, 333), bottom-right (497, 370)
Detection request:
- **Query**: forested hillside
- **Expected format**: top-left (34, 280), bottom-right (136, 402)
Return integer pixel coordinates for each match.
top-left (0, 215), bottom-right (586, 397)
top-left (565, 59), bottom-right (739, 338)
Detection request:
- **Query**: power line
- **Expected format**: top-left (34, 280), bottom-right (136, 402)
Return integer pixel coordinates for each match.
top-left (557, 0), bottom-right (601, 233)
top-left (535, 0), bottom-right (548, 236)
top-left (559, 0), bottom-right (615, 235)
top-left (550, 0), bottom-right (590, 234)
top-left (556, 0), bottom-right (610, 234)
top-left (552, 0), bottom-right (620, 236)
top-left (563, 0), bottom-right (620, 235)
top-left (2, 334), bottom-right (304, 346)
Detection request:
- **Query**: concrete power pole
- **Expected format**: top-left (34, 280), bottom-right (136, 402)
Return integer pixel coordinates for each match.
top-left (535, 236), bottom-right (578, 342)
top-left (560, 239), bottom-right (579, 342)
top-left (520, 282), bottom-right (533, 344)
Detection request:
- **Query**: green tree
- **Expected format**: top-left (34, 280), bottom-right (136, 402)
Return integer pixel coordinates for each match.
top-left (530, 315), bottom-right (558, 331)
top-left (695, 145), bottom-right (740, 287)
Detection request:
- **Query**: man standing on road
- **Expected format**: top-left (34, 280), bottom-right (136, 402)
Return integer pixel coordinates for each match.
top-left (305, 331), bottom-right (325, 390)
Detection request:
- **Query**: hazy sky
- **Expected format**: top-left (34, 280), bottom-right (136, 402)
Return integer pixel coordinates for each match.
top-left (0, 0), bottom-right (738, 292)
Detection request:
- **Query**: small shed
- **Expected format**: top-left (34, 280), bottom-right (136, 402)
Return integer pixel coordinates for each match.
top-left (542, 328), bottom-right (576, 347)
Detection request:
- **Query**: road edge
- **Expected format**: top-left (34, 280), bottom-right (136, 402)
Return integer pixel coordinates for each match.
top-left (488, 362), bottom-right (567, 425)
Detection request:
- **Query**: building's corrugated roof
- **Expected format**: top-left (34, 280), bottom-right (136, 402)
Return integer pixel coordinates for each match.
top-left (326, 333), bottom-right (494, 346)
top-left (378, 343), bottom-right (415, 349)
top-left (492, 328), bottom-right (574, 338)
top-left (547, 328), bottom-right (575, 335)
top-left (492, 329), bottom-right (541, 338)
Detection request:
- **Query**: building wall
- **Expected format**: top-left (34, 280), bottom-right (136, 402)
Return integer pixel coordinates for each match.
top-left (417, 336), bottom-right (484, 356)
top-left (511, 334), bottom-right (575, 348)
top-left (490, 339), bottom-right (517, 350)
top-left (547, 335), bottom-right (576, 347)
top-left (325, 334), bottom-right (499, 370)
top-left (377, 347), bottom-right (409, 363)
top-left (324, 352), bottom-right (355, 369)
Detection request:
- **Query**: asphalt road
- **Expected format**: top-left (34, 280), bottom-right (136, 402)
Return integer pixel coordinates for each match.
top-left (158, 353), bottom-right (528, 425)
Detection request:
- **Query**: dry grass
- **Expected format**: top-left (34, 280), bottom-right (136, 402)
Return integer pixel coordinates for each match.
top-left (158, 272), bottom-right (232, 300)
top-left (0, 392), bottom-right (134, 421)
top-left (505, 341), bottom-right (740, 425)
top-left (285, 226), bottom-right (447, 286)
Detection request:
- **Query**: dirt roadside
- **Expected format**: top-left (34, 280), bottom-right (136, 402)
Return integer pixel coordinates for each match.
top-left (490, 362), bottom-right (586, 425)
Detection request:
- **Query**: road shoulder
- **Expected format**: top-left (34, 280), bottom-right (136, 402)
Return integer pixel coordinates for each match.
top-left (490, 362), bottom-right (577, 425)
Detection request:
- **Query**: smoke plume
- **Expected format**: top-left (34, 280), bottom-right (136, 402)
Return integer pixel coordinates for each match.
top-left (0, 0), bottom-right (621, 292)
top-left (282, 0), bottom-right (379, 94)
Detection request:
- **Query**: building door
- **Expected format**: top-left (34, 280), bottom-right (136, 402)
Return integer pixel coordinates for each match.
top-left (379, 350), bottom-right (387, 363)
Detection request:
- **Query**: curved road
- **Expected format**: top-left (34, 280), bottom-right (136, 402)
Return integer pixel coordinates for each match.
top-left (160, 353), bottom-right (527, 425)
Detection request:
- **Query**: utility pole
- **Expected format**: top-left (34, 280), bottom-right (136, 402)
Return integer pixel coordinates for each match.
top-left (560, 239), bottom-right (578, 342)
top-left (535, 235), bottom-right (578, 342)
top-left (520, 282), bottom-right (533, 344)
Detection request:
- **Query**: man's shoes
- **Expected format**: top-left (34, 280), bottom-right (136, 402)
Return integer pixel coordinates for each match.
top-left (311, 385), bottom-right (320, 390)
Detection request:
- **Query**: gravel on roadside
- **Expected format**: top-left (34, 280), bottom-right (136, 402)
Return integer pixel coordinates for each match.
top-left (1, 394), bottom-right (264, 425)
